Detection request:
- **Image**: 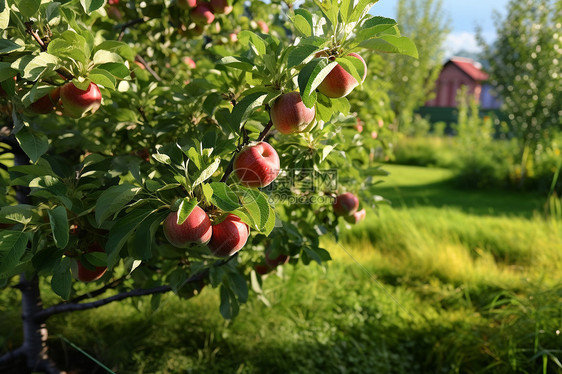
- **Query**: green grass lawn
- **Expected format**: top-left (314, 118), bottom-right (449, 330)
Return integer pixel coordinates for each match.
top-left (376, 164), bottom-right (545, 217)
top-left (1, 165), bottom-right (561, 374)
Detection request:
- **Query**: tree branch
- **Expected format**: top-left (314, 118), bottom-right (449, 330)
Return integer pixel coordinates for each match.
top-left (25, 22), bottom-right (74, 81)
top-left (62, 275), bottom-right (128, 305)
top-left (34, 285), bottom-right (172, 321)
top-left (135, 55), bottom-right (162, 82)
top-left (0, 345), bottom-right (26, 365)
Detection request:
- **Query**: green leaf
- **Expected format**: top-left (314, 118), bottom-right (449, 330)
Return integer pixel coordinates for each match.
top-left (80, 0), bottom-right (104, 14)
top-left (0, 62), bottom-right (17, 81)
top-left (51, 258), bottom-right (71, 300)
top-left (219, 284), bottom-right (239, 319)
top-left (131, 211), bottom-right (166, 260)
top-left (192, 158), bottom-right (221, 188)
top-left (210, 182), bottom-right (240, 211)
top-left (0, 39), bottom-right (24, 54)
top-left (186, 147), bottom-right (202, 169)
top-left (231, 91), bottom-right (269, 129)
top-left (16, 0), bottom-right (41, 17)
top-left (48, 206), bottom-right (69, 249)
top-left (202, 183), bottom-right (213, 202)
top-left (216, 56), bottom-right (255, 72)
top-left (348, 0), bottom-right (379, 24)
top-left (227, 270), bottom-right (248, 303)
top-left (106, 208), bottom-right (155, 267)
top-left (93, 50), bottom-right (124, 65)
top-left (92, 41), bottom-right (136, 61)
top-left (0, 205), bottom-right (38, 225)
top-left (237, 187), bottom-right (271, 232)
top-left (98, 62), bottom-right (129, 78)
top-left (152, 153), bottom-right (171, 165)
top-left (335, 56), bottom-right (364, 85)
top-left (359, 35), bottom-right (419, 59)
top-left (298, 58), bottom-right (337, 108)
top-left (0, 0), bottom-right (9, 29)
top-left (95, 184), bottom-right (141, 226)
top-left (287, 44), bottom-right (319, 68)
top-left (0, 231), bottom-right (28, 273)
top-left (16, 127), bottom-right (49, 163)
top-left (295, 9), bottom-right (314, 34)
top-left (176, 197), bottom-right (197, 225)
top-left (15, 53), bottom-right (59, 82)
top-left (237, 31), bottom-right (266, 55)
top-left (294, 14), bottom-right (312, 37)
top-left (89, 68), bottom-right (116, 90)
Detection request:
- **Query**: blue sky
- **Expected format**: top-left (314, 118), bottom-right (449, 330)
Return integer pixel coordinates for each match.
top-left (371, 0), bottom-right (511, 57)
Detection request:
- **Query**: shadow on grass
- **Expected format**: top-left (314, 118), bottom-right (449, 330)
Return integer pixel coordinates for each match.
top-left (375, 179), bottom-right (544, 218)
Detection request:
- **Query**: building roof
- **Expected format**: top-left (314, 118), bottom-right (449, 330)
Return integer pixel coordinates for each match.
top-left (447, 57), bottom-right (489, 81)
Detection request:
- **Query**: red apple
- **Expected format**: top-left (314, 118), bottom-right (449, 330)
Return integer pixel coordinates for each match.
top-left (190, 4), bottom-right (215, 25)
top-left (177, 0), bottom-right (197, 8)
top-left (264, 248), bottom-right (289, 268)
top-left (208, 214), bottom-right (249, 257)
top-left (163, 206), bottom-right (212, 247)
top-left (355, 117), bottom-right (363, 133)
top-left (233, 141), bottom-right (280, 188)
top-left (371, 131), bottom-right (378, 139)
top-left (28, 87), bottom-right (60, 114)
top-left (317, 53), bottom-right (367, 98)
top-left (257, 20), bottom-right (269, 33)
top-left (60, 82), bottom-right (102, 118)
top-left (183, 57), bottom-right (197, 69)
top-left (333, 192), bottom-right (359, 216)
top-left (106, 5), bottom-right (123, 20)
top-left (210, 0), bottom-right (232, 14)
top-left (254, 264), bottom-right (271, 275)
top-left (229, 32), bottom-right (238, 43)
top-left (344, 208), bottom-right (366, 224)
top-left (270, 91), bottom-right (316, 134)
top-left (108, 0), bottom-right (118, 4)
top-left (71, 242), bottom-right (107, 282)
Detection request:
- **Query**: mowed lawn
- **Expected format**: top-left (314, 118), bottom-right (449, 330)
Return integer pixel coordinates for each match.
top-left (1, 165), bottom-right (561, 374)
top-left (376, 164), bottom-right (545, 217)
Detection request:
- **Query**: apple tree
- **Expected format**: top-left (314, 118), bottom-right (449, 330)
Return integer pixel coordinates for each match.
top-left (0, 0), bottom-right (417, 371)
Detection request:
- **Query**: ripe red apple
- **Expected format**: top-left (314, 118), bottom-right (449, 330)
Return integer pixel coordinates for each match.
top-left (229, 32), bottom-right (238, 43)
top-left (257, 20), bottom-right (269, 33)
top-left (163, 206), bottom-right (212, 247)
top-left (270, 91), bottom-right (316, 134)
top-left (71, 242), bottom-right (107, 282)
top-left (60, 82), bottom-right (102, 118)
top-left (210, 0), bottom-right (232, 14)
top-left (183, 57), bottom-right (196, 69)
top-left (333, 192), bottom-right (359, 216)
top-left (177, 0), bottom-right (197, 8)
top-left (108, 0), bottom-right (118, 4)
top-left (344, 208), bottom-right (366, 224)
top-left (317, 53), bottom-right (367, 98)
top-left (254, 264), bottom-right (271, 275)
top-left (207, 214), bottom-right (249, 257)
top-left (264, 249), bottom-right (289, 268)
top-left (190, 4), bottom-right (215, 25)
top-left (28, 87), bottom-right (60, 114)
top-left (233, 142), bottom-right (280, 188)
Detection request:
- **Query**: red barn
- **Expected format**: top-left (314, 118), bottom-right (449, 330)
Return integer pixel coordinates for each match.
top-left (426, 57), bottom-right (489, 108)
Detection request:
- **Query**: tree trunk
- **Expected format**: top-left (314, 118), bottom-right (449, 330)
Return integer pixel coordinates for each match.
top-left (4, 141), bottom-right (64, 374)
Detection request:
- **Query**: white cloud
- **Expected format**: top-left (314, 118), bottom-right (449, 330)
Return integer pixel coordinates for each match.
top-left (444, 32), bottom-right (481, 58)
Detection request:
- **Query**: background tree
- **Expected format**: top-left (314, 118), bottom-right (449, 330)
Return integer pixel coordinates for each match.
top-left (478, 0), bottom-right (562, 182)
top-left (382, 0), bottom-right (450, 134)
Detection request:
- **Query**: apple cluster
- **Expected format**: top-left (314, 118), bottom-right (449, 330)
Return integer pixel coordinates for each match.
top-left (176, 0), bottom-right (232, 37)
top-left (27, 81), bottom-right (102, 119)
top-left (333, 192), bottom-right (366, 224)
top-left (163, 141), bottom-right (281, 257)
